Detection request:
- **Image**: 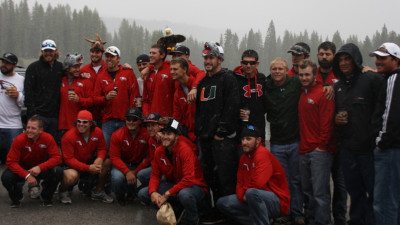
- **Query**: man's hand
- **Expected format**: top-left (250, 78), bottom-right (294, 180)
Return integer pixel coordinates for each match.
top-left (6, 86), bottom-right (19, 99)
top-left (68, 92), bottom-right (80, 102)
top-left (157, 195), bottom-right (168, 208)
top-left (187, 88), bottom-right (197, 103)
top-left (125, 171), bottom-right (137, 185)
top-left (26, 175), bottom-right (38, 187)
top-left (362, 65), bottom-right (377, 73)
top-left (150, 192), bottom-right (162, 205)
top-left (28, 166), bottom-right (41, 176)
top-left (89, 164), bottom-right (101, 174)
top-left (323, 85), bottom-right (334, 100)
top-left (335, 112), bottom-right (348, 125)
top-left (141, 67), bottom-right (150, 80)
top-left (122, 63), bottom-right (132, 70)
top-left (214, 134), bottom-right (224, 141)
top-left (105, 90), bottom-right (117, 100)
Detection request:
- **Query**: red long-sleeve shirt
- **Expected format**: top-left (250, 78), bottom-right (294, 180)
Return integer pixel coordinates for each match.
top-left (6, 132), bottom-right (62, 179)
top-left (142, 61), bottom-right (174, 117)
top-left (58, 76), bottom-right (94, 130)
top-left (316, 67), bottom-right (338, 86)
top-left (138, 136), bottom-right (161, 170)
top-left (298, 83), bottom-right (335, 154)
top-left (173, 77), bottom-right (196, 141)
top-left (109, 126), bottom-right (149, 175)
top-left (188, 61), bottom-right (205, 89)
top-left (148, 136), bottom-right (207, 196)
top-left (93, 65), bottom-right (139, 122)
top-left (288, 67), bottom-right (296, 77)
top-left (236, 145), bottom-right (290, 216)
top-left (61, 127), bottom-right (107, 172)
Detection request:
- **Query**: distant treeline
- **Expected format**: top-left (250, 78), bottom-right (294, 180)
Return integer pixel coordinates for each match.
top-left (1, 0), bottom-right (399, 75)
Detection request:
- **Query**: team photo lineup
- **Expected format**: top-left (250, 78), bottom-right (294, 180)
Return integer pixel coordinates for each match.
top-left (0, 29), bottom-right (400, 225)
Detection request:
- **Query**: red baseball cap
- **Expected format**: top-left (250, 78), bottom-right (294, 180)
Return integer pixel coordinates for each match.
top-left (77, 110), bottom-right (93, 121)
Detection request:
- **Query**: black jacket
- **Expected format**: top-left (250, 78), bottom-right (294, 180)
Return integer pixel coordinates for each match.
top-left (372, 68), bottom-right (400, 150)
top-left (333, 43), bottom-right (383, 154)
top-left (195, 68), bottom-right (240, 140)
top-left (233, 66), bottom-right (267, 138)
top-left (264, 76), bottom-right (301, 144)
top-left (24, 56), bottom-right (63, 118)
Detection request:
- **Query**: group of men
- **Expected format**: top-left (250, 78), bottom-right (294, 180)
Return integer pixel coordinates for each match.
top-left (0, 33), bottom-right (399, 225)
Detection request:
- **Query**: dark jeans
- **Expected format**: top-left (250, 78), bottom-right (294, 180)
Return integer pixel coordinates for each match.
top-left (1, 166), bottom-right (63, 202)
top-left (373, 147), bottom-right (400, 225)
top-left (270, 142), bottom-right (303, 220)
top-left (217, 189), bottom-right (280, 225)
top-left (37, 116), bottom-right (60, 144)
top-left (340, 148), bottom-right (374, 225)
top-left (331, 151), bottom-right (348, 225)
top-left (199, 137), bottom-right (239, 202)
top-left (138, 181), bottom-right (205, 224)
top-left (111, 164), bottom-right (138, 200)
top-left (102, 119), bottom-right (125, 148)
top-left (0, 128), bottom-right (23, 163)
top-left (299, 150), bottom-right (333, 225)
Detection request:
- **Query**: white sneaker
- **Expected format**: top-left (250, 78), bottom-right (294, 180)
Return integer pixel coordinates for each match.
top-left (29, 186), bottom-right (41, 199)
top-left (59, 191), bottom-right (72, 204)
top-left (91, 191), bottom-right (114, 203)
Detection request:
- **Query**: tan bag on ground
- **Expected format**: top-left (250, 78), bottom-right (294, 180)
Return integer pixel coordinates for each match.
top-left (156, 202), bottom-right (177, 225)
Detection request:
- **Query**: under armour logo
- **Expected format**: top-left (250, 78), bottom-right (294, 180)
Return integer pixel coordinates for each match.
top-left (243, 84), bottom-right (263, 97)
top-left (200, 86), bottom-right (217, 101)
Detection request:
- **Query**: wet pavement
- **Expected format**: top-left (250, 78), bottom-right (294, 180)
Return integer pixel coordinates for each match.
top-left (0, 165), bottom-right (159, 225)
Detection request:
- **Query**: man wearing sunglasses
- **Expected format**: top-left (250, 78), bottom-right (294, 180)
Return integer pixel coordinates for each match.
top-left (59, 110), bottom-right (113, 204)
top-left (136, 54), bottom-right (150, 97)
top-left (287, 42), bottom-right (310, 77)
top-left (109, 107), bottom-right (150, 205)
top-left (233, 49), bottom-right (267, 140)
top-left (172, 45), bottom-right (205, 103)
top-left (0, 52), bottom-right (25, 165)
top-left (216, 124), bottom-right (290, 225)
top-left (24, 39), bottom-right (63, 143)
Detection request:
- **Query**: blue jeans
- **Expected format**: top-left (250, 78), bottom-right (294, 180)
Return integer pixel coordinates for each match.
top-left (340, 148), bottom-right (374, 225)
top-left (299, 150), bottom-right (333, 225)
top-left (137, 167), bottom-right (151, 187)
top-left (102, 119), bottom-right (125, 147)
top-left (374, 147), bottom-right (400, 225)
top-left (216, 188), bottom-right (281, 225)
top-left (138, 181), bottom-right (205, 224)
top-left (0, 128), bottom-right (23, 162)
top-left (37, 116), bottom-right (60, 144)
top-left (270, 142), bottom-right (303, 220)
top-left (111, 166), bottom-right (137, 200)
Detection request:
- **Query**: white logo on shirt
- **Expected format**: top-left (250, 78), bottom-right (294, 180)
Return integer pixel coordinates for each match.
top-left (39, 144), bottom-right (47, 149)
top-left (124, 140), bottom-right (130, 146)
top-left (307, 98), bottom-right (315, 104)
top-left (120, 77), bottom-right (127, 81)
top-left (91, 137), bottom-right (98, 141)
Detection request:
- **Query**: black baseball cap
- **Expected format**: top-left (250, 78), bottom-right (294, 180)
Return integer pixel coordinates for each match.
top-left (160, 118), bottom-right (181, 134)
top-left (241, 124), bottom-right (261, 138)
top-left (125, 107), bottom-right (142, 120)
top-left (172, 45), bottom-right (190, 56)
top-left (0, 52), bottom-right (18, 65)
top-left (144, 113), bottom-right (161, 123)
top-left (136, 54), bottom-right (150, 64)
top-left (287, 42), bottom-right (310, 55)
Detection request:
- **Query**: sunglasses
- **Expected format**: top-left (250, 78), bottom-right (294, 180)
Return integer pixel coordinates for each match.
top-left (241, 60), bottom-right (258, 65)
top-left (41, 43), bottom-right (56, 48)
top-left (77, 120), bottom-right (89, 124)
top-left (126, 117), bottom-right (139, 122)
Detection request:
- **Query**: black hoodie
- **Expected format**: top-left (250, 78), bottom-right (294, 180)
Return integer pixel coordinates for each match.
top-left (332, 43), bottom-right (383, 154)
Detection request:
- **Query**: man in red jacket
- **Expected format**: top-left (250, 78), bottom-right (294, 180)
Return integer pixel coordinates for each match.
top-left (1, 116), bottom-right (63, 207)
top-left (58, 110), bottom-right (113, 204)
top-left (93, 46), bottom-right (140, 146)
top-left (109, 107), bottom-right (149, 205)
top-left (172, 45), bottom-right (205, 102)
top-left (141, 44), bottom-right (174, 116)
top-left (138, 118), bottom-right (208, 225)
top-left (216, 124), bottom-right (290, 225)
top-left (298, 60), bottom-right (335, 225)
top-left (170, 58), bottom-right (196, 141)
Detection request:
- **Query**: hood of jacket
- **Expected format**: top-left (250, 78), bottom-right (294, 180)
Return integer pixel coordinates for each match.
top-left (332, 43), bottom-right (363, 79)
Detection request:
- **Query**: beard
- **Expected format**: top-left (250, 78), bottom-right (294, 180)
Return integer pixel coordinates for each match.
top-left (318, 59), bottom-right (332, 69)
top-left (0, 66), bottom-right (12, 75)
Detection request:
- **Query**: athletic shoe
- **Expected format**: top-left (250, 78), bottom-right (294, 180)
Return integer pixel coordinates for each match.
top-left (41, 200), bottom-right (53, 207)
top-left (91, 191), bottom-right (114, 203)
top-left (10, 200), bottom-right (21, 208)
top-left (59, 191), bottom-right (72, 204)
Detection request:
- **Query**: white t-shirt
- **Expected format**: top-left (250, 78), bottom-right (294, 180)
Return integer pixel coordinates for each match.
top-left (0, 71), bottom-right (25, 128)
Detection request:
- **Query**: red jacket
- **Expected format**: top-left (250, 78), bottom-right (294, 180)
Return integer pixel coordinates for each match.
top-left (236, 145), bottom-right (290, 216)
top-left (316, 67), bottom-right (339, 85)
top-left (61, 127), bottom-right (107, 172)
top-left (58, 75), bottom-right (93, 130)
top-left (142, 61), bottom-right (174, 117)
top-left (298, 83), bottom-right (335, 154)
top-left (287, 67), bottom-right (296, 77)
top-left (173, 77), bottom-right (196, 141)
top-left (188, 61), bottom-right (205, 89)
top-left (138, 136), bottom-right (161, 170)
top-left (80, 61), bottom-right (108, 121)
top-left (109, 126), bottom-right (149, 175)
top-left (148, 136), bottom-right (207, 196)
top-left (93, 65), bottom-right (139, 122)
top-left (6, 132), bottom-right (62, 179)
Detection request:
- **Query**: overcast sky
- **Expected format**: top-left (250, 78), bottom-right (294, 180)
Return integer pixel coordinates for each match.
top-left (27, 0), bottom-right (399, 40)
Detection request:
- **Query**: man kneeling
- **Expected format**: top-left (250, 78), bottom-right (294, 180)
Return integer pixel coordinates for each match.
top-left (59, 110), bottom-right (113, 204)
top-left (216, 124), bottom-right (290, 225)
top-left (138, 118), bottom-right (207, 225)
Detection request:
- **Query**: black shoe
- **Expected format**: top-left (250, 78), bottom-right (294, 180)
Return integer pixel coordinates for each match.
top-left (42, 200), bottom-right (53, 207)
top-left (117, 197), bottom-right (126, 206)
top-left (200, 212), bottom-right (225, 225)
top-left (10, 200), bottom-right (21, 208)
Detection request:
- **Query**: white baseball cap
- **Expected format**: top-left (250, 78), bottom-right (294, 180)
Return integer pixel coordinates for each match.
top-left (369, 42), bottom-right (400, 59)
top-left (41, 39), bottom-right (57, 51)
top-left (105, 46), bottom-right (121, 56)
